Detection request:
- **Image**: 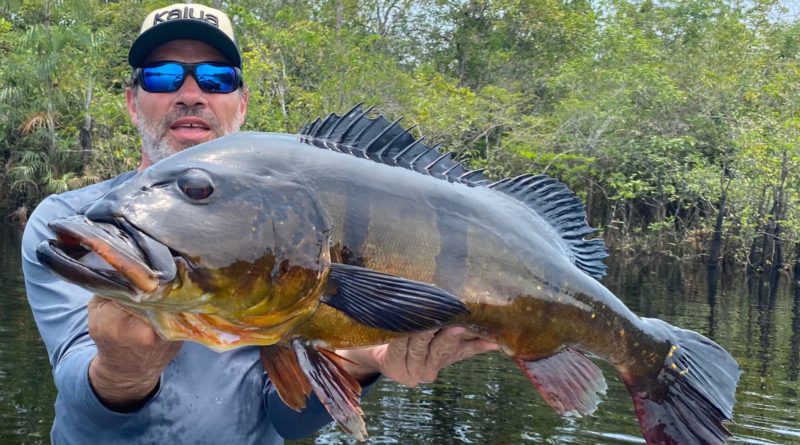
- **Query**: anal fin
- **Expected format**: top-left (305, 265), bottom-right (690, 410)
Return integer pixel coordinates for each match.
top-left (515, 347), bottom-right (607, 416)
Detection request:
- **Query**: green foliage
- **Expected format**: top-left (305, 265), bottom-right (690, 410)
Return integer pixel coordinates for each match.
top-left (1, 0), bottom-right (799, 265)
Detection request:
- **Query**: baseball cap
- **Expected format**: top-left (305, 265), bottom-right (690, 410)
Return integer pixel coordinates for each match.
top-left (128, 3), bottom-right (242, 68)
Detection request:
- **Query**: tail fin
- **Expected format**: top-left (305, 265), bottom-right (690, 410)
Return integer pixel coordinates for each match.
top-left (622, 318), bottom-right (741, 445)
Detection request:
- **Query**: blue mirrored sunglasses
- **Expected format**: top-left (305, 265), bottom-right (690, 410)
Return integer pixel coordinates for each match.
top-left (134, 61), bottom-right (243, 93)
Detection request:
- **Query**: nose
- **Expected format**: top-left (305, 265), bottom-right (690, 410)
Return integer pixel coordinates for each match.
top-left (174, 73), bottom-right (208, 108)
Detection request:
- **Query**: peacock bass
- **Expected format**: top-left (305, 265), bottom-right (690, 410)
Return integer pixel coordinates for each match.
top-left (37, 105), bottom-right (740, 444)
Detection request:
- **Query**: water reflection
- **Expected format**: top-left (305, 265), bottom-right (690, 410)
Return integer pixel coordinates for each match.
top-left (707, 262), bottom-right (719, 339)
top-left (1, 225), bottom-right (798, 444)
top-left (789, 285), bottom-right (800, 385)
top-left (0, 225), bottom-right (56, 445)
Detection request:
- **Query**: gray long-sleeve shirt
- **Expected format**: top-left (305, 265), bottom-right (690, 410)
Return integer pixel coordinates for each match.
top-left (21, 171), bottom-right (353, 444)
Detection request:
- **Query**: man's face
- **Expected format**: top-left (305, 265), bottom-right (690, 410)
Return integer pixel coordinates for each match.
top-left (126, 40), bottom-right (248, 168)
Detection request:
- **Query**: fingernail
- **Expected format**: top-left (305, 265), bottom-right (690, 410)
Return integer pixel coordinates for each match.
top-left (447, 327), bottom-right (466, 335)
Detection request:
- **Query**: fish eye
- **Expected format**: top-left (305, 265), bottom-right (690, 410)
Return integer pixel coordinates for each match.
top-left (177, 169), bottom-right (215, 200)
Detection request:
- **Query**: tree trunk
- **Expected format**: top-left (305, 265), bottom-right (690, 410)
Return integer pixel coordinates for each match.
top-left (761, 220), bottom-right (772, 271)
top-left (44, 0), bottom-right (58, 174)
top-left (708, 178), bottom-right (729, 269)
top-left (336, 0), bottom-right (344, 33)
top-left (586, 179), bottom-right (594, 227)
top-left (769, 225), bottom-right (782, 283)
top-left (277, 52), bottom-right (288, 125)
top-left (80, 81), bottom-right (94, 174)
top-left (768, 149), bottom-right (790, 283)
top-left (747, 186), bottom-right (769, 276)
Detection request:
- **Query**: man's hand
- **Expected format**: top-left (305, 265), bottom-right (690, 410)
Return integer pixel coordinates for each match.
top-left (87, 296), bottom-right (182, 411)
top-left (339, 327), bottom-right (499, 387)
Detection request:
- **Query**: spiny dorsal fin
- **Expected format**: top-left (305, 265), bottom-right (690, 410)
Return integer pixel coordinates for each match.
top-left (299, 104), bottom-right (487, 185)
top-left (299, 104), bottom-right (607, 279)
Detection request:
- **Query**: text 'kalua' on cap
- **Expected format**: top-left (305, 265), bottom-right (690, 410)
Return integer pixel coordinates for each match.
top-left (128, 3), bottom-right (241, 68)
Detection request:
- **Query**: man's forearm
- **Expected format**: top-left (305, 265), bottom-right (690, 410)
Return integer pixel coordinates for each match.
top-left (88, 354), bottom-right (161, 412)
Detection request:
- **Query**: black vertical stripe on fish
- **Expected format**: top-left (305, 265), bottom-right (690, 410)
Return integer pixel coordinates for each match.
top-left (339, 184), bottom-right (370, 268)
top-left (432, 196), bottom-right (469, 296)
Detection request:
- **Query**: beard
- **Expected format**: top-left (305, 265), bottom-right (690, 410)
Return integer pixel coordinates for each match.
top-left (134, 99), bottom-right (243, 165)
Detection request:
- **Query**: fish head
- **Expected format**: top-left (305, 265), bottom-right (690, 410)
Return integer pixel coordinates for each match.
top-left (37, 158), bottom-right (332, 320)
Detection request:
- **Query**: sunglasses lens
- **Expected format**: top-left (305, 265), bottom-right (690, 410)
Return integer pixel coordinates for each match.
top-left (196, 64), bottom-right (238, 93)
top-left (142, 63), bottom-right (184, 92)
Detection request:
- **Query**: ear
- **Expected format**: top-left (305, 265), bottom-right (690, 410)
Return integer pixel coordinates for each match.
top-left (126, 87), bottom-right (139, 127)
top-left (238, 88), bottom-right (249, 125)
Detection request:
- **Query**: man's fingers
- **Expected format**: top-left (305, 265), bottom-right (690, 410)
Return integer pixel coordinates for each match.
top-left (424, 327), bottom-right (463, 369)
top-left (407, 331), bottom-right (436, 358)
top-left (88, 295), bottom-right (164, 347)
top-left (379, 331), bottom-right (436, 387)
top-left (428, 327), bottom-right (500, 369)
top-left (454, 338), bottom-right (501, 363)
top-left (110, 300), bottom-right (148, 321)
top-left (384, 336), bottom-right (410, 364)
top-left (87, 295), bottom-right (112, 313)
top-left (405, 331), bottom-right (436, 377)
top-left (372, 328), bottom-right (500, 388)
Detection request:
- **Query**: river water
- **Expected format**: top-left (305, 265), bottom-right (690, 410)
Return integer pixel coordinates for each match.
top-left (1, 224), bottom-right (798, 444)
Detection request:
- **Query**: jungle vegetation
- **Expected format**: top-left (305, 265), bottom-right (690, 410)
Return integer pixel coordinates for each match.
top-left (1, 0), bottom-right (799, 275)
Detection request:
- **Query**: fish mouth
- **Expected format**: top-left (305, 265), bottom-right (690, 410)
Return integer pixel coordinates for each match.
top-left (36, 215), bottom-right (177, 302)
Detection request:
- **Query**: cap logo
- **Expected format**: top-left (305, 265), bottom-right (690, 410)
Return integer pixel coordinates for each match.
top-left (153, 6), bottom-right (218, 27)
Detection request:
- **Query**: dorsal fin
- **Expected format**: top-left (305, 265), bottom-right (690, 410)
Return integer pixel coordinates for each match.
top-left (299, 104), bottom-right (607, 279)
top-left (299, 104), bottom-right (486, 185)
top-left (488, 174), bottom-right (607, 278)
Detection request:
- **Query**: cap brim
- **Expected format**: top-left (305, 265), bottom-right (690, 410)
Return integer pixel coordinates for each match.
top-left (128, 20), bottom-right (241, 68)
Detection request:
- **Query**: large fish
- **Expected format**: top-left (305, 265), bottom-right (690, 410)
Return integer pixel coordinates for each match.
top-left (37, 105), bottom-right (740, 444)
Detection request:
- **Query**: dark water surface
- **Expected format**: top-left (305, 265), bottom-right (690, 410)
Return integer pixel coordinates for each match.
top-left (1, 224), bottom-right (798, 444)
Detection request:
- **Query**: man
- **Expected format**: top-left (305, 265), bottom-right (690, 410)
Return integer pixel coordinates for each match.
top-left (21, 3), bottom-right (498, 444)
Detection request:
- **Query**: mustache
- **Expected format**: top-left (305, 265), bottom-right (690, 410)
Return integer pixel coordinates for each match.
top-left (162, 106), bottom-right (220, 132)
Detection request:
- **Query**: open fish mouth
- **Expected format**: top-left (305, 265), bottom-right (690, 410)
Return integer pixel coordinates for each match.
top-left (36, 215), bottom-right (177, 301)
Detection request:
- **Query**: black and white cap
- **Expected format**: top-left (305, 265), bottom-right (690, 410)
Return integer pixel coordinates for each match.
top-left (128, 3), bottom-right (241, 68)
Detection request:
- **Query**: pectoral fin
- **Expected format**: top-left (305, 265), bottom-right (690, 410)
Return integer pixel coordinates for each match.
top-left (322, 263), bottom-right (469, 332)
top-left (515, 347), bottom-right (608, 417)
top-left (260, 344), bottom-right (313, 411)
